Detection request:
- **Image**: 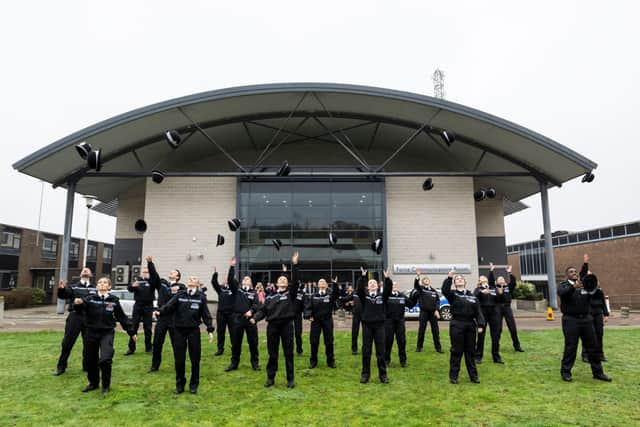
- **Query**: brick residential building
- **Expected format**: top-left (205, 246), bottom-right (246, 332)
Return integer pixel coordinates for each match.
top-left (0, 223), bottom-right (113, 303)
top-left (507, 221), bottom-right (640, 309)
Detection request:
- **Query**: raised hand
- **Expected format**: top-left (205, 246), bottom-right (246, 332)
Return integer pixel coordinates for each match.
top-left (416, 268), bottom-right (421, 277)
top-left (360, 266), bottom-right (367, 276)
top-left (73, 298), bottom-right (83, 305)
top-left (448, 269), bottom-right (455, 278)
top-left (292, 251), bottom-right (299, 265)
top-left (583, 253), bottom-right (590, 263)
top-left (383, 269), bottom-right (390, 279)
top-left (145, 255), bottom-right (152, 263)
top-left (506, 265), bottom-right (512, 274)
top-left (282, 264), bottom-right (287, 272)
top-left (58, 280), bottom-right (67, 289)
top-left (489, 262), bottom-right (495, 272)
top-left (230, 256), bottom-right (236, 267)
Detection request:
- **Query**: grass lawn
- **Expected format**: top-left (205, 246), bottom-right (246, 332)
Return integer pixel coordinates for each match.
top-left (0, 328), bottom-right (639, 426)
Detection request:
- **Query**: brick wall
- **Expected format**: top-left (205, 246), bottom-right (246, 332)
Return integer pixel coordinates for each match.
top-left (385, 176), bottom-right (479, 287)
top-left (141, 177), bottom-right (237, 299)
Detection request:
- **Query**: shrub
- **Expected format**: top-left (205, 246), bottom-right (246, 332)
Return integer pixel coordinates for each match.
top-left (0, 288), bottom-right (47, 308)
top-left (513, 281), bottom-right (544, 301)
top-left (31, 288), bottom-right (46, 305)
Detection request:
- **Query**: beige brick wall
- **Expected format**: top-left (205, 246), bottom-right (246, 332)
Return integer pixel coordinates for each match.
top-left (475, 198), bottom-right (505, 237)
top-left (385, 177), bottom-right (479, 286)
top-left (115, 183), bottom-right (146, 239)
top-left (141, 177), bottom-right (237, 299)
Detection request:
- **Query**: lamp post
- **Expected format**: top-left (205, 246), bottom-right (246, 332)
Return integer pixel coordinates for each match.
top-left (82, 195), bottom-right (97, 268)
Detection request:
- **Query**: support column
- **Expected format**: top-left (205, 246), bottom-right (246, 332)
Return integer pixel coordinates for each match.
top-left (56, 182), bottom-right (76, 314)
top-left (540, 182), bottom-right (558, 310)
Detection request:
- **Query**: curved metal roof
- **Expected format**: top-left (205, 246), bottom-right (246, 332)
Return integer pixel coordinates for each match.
top-left (13, 82), bottom-right (596, 203)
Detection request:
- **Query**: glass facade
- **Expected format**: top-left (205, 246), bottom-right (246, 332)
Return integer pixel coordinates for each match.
top-left (237, 179), bottom-right (385, 286)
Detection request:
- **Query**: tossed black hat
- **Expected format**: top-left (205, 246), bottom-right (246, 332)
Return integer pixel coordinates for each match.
top-left (485, 188), bottom-right (497, 199)
top-left (165, 130), bottom-right (182, 148)
top-left (75, 142), bottom-right (92, 160)
top-left (272, 239), bottom-right (282, 251)
top-left (216, 234), bottom-right (225, 247)
top-left (151, 170), bottom-right (165, 184)
top-left (87, 149), bottom-right (102, 172)
top-left (473, 189), bottom-right (486, 202)
top-left (134, 219), bottom-right (147, 234)
top-left (583, 273), bottom-right (598, 292)
top-left (422, 178), bottom-right (434, 191)
top-left (228, 218), bottom-right (241, 232)
top-left (276, 160), bottom-right (291, 177)
top-left (371, 238), bottom-right (383, 255)
top-left (328, 232), bottom-right (338, 246)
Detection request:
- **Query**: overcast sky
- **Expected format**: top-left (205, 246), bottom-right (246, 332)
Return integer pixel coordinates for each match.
top-left (1, 0), bottom-right (638, 245)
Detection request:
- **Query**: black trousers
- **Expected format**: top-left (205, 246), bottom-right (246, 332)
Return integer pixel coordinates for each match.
top-left (173, 326), bottom-right (201, 388)
top-left (384, 318), bottom-right (407, 364)
top-left (361, 321), bottom-right (387, 378)
top-left (449, 319), bottom-right (478, 381)
top-left (351, 312), bottom-right (361, 352)
top-left (57, 311), bottom-right (87, 370)
top-left (151, 317), bottom-right (174, 369)
top-left (294, 312), bottom-right (303, 353)
top-left (230, 313), bottom-right (259, 367)
top-left (85, 328), bottom-right (115, 388)
top-left (309, 317), bottom-right (334, 364)
top-left (129, 303), bottom-right (153, 352)
top-left (561, 315), bottom-right (603, 376)
top-left (476, 306), bottom-right (501, 360)
top-left (266, 319), bottom-right (294, 381)
top-left (417, 309), bottom-right (441, 351)
top-left (216, 311), bottom-right (233, 352)
top-left (581, 313), bottom-right (605, 361)
top-left (497, 304), bottom-right (521, 349)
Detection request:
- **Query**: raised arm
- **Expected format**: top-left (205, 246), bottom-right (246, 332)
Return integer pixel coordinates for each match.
top-left (442, 274), bottom-right (454, 301)
top-left (330, 278), bottom-right (340, 303)
top-left (507, 266), bottom-right (516, 292)
top-left (210, 269), bottom-right (221, 294)
top-left (382, 270), bottom-right (392, 301)
top-left (289, 252), bottom-right (300, 299)
top-left (488, 262), bottom-right (496, 287)
top-left (356, 266), bottom-right (367, 301)
top-left (227, 257), bottom-right (238, 293)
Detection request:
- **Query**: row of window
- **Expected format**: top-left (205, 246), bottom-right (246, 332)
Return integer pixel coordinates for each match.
top-left (1, 231), bottom-right (21, 249)
top-left (507, 221), bottom-right (640, 254)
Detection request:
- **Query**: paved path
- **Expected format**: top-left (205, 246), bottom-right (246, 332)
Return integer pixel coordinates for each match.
top-left (1, 306), bottom-right (639, 333)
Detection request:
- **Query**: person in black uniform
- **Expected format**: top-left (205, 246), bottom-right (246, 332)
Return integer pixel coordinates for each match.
top-left (155, 275), bottom-right (215, 394)
top-left (54, 267), bottom-right (96, 375)
top-left (293, 282), bottom-right (305, 356)
top-left (304, 277), bottom-right (339, 369)
top-left (73, 276), bottom-right (135, 394)
top-left (493, 264), bottom-right (524, 353)
top-left (211, 266), bottom-right (235, 356)
top-left (251, 252), bottom-right (300, 388)
top-left (558, 265), bottom-right (611, 382)
top-left (384, 281), bottom-right (415, 368)
top-left (225, 256), bottom-right (261, 372)
top-left (442, 270), bottom-right (485, 384)
top-left (412, 269), bottom-right (442, 353)
top-left (125, 260), bottom-right (156, 355)
top-left (474, 263), bottom-right (504, 364)
top-left (149, 260), bottom-right (185, 372)
top-left (357, 266), bottom-right (392, 384)
top-left (340, 285), bottom-right (361, 355)
top-left (579, 254), bottom-right (609, 363)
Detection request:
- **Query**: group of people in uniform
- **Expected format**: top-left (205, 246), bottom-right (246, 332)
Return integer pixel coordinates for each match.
top-left (52, 251), bottom-right (611, 394)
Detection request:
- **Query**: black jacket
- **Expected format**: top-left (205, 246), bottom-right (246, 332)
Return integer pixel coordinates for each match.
top-left (156, 279), bottom-right (187, 307)
top-left (558, 280), bottom-right (595, 316)
top-left (158, 289), bottom-right (214, 332)
top-left (58, 281), bottom-right (96, 313)
top-left (473, 285), bottom-right (501, 307)
top-left (226, 266), bottom-right (260, 315)
top-left (211, 268), bottom-right (235, 314)
top-left (386, 291), bottom-right (415, 320)
top-left (412, 278), bottom-right (440, 312)
top-left (578, 262), bottom-right (609, 316)
top-left (253, 266), bottom-right (300, 323)
top-left (356, 274), bottom-right (392, 324)
top-left (304, 281), bottom-right (339, 320)
top-left (76, 294), bottom-right (133, 334)
top-left (128, 277), bottom-right (155, 305)
top-left (489, 270), bottom-right (516, 305)
top-left (442, 278), bottom-right (486, 326)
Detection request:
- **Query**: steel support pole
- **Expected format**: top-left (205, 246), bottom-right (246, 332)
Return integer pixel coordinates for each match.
top-left (56, 182), bottom-right (76, 314)
top-left (540, 182), bottom-right (558, 309)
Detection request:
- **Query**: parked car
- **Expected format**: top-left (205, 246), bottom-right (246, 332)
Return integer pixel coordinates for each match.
top-left (404, 288), bottom-right (452, 321)
top-left (110, 287), bottom-right (158, 318)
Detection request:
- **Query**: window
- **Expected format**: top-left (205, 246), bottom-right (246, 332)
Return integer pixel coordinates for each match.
top-left (42, 237), bottom-right (57, 253)
top-left (87, 244), bottom-right (97, 259)
top-left (103, 246), bottom-right (113, 261)
top-left (69, 242), bottom-right (80, 259)
top-left (1, 231), bottom-right (21, 249)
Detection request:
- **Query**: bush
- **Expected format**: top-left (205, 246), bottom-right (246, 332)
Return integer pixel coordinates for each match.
top-left (513, 281), bottom-right (544, 301)
top-left (0, 288), bottom-right (47, 309)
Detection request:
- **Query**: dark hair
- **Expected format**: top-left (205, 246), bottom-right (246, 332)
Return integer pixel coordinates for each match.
top-left (565, 266), bottom-right (576, 274)
top-left (175, 269), bottom-right (181, 280)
